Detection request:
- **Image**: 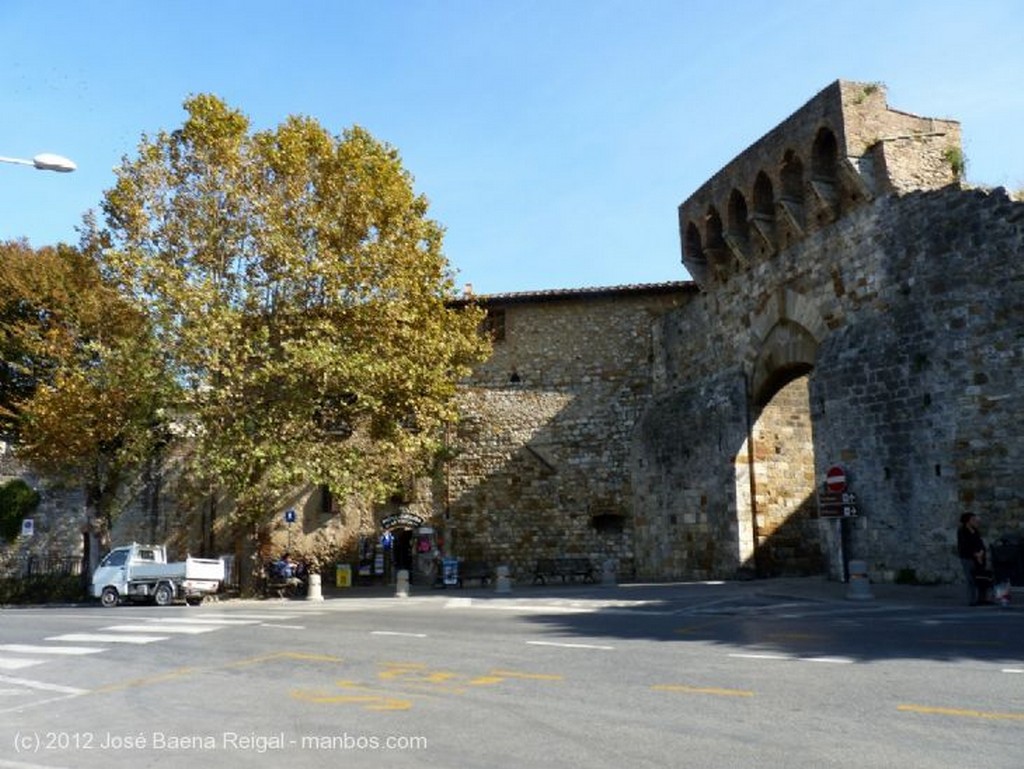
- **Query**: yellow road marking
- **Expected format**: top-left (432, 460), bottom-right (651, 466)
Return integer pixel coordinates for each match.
top-left (91, 652), bottom-right (344, 695)
top-left (488, 669), bottom-right (563, 681)
top-left (468, 675), bottom-right (505, 685)
top-left (92, 667), bottom-right (197, 693)
top-left (652, 684), bottom-right (754, 698)
top-left (898, 704), bottom-right (1024, 721)
top-left (291, 687), bottom-right (413, 711)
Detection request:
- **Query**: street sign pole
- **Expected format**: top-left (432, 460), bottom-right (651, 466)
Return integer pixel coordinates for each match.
top-left (285, 509), bottom-right (296, 551)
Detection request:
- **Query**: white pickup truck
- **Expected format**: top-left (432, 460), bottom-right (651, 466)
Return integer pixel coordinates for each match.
top-left (91, 543), bottom-right (225, 608)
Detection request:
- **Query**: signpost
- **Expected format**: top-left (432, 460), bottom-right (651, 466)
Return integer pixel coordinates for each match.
top-left (818, 465), bottom-right (857, 518)
top-left (285, 509), bottom-right (296, 550)
top-left (817, 465), bottom-right (860, 583)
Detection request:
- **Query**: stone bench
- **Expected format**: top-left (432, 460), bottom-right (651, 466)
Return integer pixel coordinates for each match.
top-left (456, 560), bottom-right (493, 587)
top-left (533, 557), bottom-right (595, 585)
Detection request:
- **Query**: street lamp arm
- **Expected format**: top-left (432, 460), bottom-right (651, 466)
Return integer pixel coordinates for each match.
top-left (0, 153), bottom-right (77, 173)
top-left (0, 155), bottom-right (34, 167)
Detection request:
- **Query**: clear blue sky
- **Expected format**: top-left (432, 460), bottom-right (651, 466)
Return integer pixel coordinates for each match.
top-left (3, 0), bottom-right (1022, 295)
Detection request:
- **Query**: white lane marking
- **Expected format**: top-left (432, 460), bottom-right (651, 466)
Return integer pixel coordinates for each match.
top-left (0, 674), bottom-right (86, 695)
top-left (101, 624), bottom-right (217, 635)
top-left (527, 640), bottom-right (615, 650)
top-left (729, 653), bottom-right (789, 661)
top-left (729, 652), bottom-right (853, 664)
top-left (131, 617), bottom-right (260, 625)
top-left (260, 624), bottom-right (305, 630)
top-left (188, 618), bottom-right (299, 622)
top-left (371, 631), bottom-right (427, 638)
top-left (0, 758), bottom-right (73, 769)
top-left (1003, 668), bottom-right (1024, 674)
top-left (46, 633), bottom-right (168, 644)
top-left (0, 658), bottom-right (45, 671)
top-left (0, 645), bottom-right (104, 655)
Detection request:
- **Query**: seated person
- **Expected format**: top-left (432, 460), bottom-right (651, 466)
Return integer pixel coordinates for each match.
top-left (271, 553), bottom-right (301, 585)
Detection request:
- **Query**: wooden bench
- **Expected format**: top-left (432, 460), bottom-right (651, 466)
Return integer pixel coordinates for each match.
top-left (533, 557), bottom-right (595, 585)
top-left (456, 561), bottom-right (493, 587)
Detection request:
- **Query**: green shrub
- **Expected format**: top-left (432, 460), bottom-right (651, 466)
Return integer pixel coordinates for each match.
top-left (0, 574), bottom-right (87, 605)
top-left (0, 479), bottom-right (40, 542)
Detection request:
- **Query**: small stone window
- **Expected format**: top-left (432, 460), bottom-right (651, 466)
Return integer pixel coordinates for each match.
top-left (591, 513), bottom-right (624, 534)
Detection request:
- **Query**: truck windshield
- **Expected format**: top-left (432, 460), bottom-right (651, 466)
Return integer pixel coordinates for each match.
top-left (100, 549), bottom-right (129, 568)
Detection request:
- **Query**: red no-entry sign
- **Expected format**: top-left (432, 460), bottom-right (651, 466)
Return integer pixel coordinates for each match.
top-left (825, 465), bottom-right (847, 493)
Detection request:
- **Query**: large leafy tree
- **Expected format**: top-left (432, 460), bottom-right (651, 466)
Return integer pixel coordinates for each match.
top-left (88, 95), bottom-right (488, 531)
top-left (0, 239), bottom-right (176, 567)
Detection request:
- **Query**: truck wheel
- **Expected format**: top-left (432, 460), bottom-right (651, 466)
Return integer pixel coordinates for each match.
top-left (153, 582), bottom-right (175, 607)
top-left (100, 586), bottom-right (120, 608)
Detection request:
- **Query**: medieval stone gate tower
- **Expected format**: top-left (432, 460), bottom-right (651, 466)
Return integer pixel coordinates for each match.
top-left (632, 80), bottom-right (1024, 584)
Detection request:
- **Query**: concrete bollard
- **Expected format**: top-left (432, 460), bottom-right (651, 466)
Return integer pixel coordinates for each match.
top-left (846, 560), bottom-right (874, 600)
top-left (495, 565), bottom-right (512, 594)
top-left (306, 572), bottom-right (324, 602)
top-left (601, 558), bottom-right (618, 587)
top-left (395, 569), bottom-right (410, 598)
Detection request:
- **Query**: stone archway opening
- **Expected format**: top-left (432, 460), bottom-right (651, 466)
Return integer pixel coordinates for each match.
top-left (737, 319), bottom-right (825, 577)
top-left (748, 369), bottom-right (823, 576)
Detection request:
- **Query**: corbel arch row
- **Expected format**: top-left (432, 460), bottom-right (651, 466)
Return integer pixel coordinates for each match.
top-left (682, 125), bottom-right (870, 288)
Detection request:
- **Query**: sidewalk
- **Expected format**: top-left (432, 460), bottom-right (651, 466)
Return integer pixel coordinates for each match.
top-left (316, 574), bottom-right (1006, 610)
top-left (749, 575), bottom-right (967, 608)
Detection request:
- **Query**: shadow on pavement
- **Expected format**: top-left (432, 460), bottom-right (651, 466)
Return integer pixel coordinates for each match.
top-left (424, 577), bottom-right (1024, 666)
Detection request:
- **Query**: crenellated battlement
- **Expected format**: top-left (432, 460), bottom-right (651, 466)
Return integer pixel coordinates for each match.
top-left (678, 80), bottom-right (962, 288)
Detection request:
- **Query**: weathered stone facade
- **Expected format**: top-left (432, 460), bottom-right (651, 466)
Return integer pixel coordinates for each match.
top-left (440, 286), bottom-right (691, 579)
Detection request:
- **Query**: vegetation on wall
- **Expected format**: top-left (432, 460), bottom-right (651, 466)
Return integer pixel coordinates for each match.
top-left (0, 478), bottom-right (39, 542)
top-left (943, 147), bottom-right (967, 179)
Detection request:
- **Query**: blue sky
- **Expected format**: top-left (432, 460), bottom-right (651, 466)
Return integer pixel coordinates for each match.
top-left (2, 1), bottom-right (1022, 295)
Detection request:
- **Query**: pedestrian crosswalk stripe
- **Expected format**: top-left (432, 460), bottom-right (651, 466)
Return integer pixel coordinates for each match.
top-left (0, 645), bottom-right (104, 655)
top-left (0, 658), bottom-right (45, 670)
top-left (185, 618), bottom-right (299, 622)
top-left (46, 633), bottom-right (168, 644)
top-left (102, 624), bottom-right (217, 635)
top-left (133, 617), bottom-right (260, 625)
top-left (0, 673), bottom-right (86, 694)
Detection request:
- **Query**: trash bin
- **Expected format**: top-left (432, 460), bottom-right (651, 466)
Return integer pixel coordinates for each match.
top-left (991, 535), bottom-right (1024, 587)
top-left (335, 563), bottom-right (352, 588)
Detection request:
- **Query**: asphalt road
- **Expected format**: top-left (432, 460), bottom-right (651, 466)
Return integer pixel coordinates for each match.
top-left (1, 582), bottom-right (1023, 769)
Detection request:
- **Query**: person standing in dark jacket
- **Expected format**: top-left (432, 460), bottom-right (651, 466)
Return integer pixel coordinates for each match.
top-left (957, 513), bottom-right (989, 606)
